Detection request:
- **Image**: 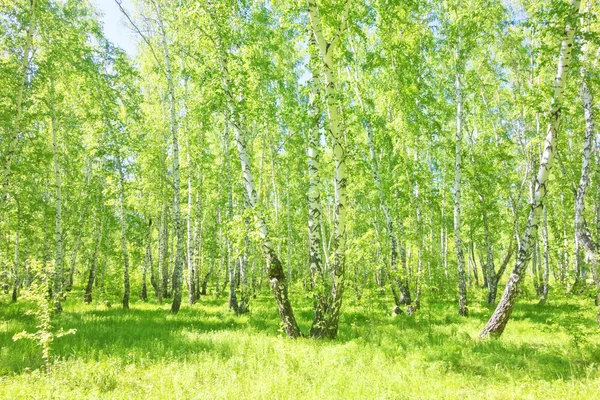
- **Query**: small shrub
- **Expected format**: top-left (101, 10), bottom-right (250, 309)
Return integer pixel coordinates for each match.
top-left (12, 260), bottom-right (76, 371)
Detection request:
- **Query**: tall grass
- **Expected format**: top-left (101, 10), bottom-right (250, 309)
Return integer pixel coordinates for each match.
top-left (1, 286), bottom-right (599, 399)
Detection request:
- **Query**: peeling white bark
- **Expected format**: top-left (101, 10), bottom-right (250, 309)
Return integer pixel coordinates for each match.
top-left (308, 0), bottom-right (349, 339)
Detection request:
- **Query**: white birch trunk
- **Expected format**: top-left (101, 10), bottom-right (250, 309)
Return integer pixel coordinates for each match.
top-left (308, 35), bottom-right (328, 336)
top-left (210, 24), bottom-right (301, 336)
top-left (50, 77), bottom-right (63, 313)
top-left (308, 0), bottom-right (349, 339)
top-left (481, 0), bottom-right (581, 337)
top-left (454, 65), bottom-right (468, 316)
top-left (574, 3), bottom-right (600, 316)
top-left (153, 1), bottom-right (184, 314)
top-left (116, 155), bottom-right (130, 310)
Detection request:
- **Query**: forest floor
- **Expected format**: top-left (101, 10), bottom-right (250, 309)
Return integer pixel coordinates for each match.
top-left (1, 286), bottom-right (599, 399)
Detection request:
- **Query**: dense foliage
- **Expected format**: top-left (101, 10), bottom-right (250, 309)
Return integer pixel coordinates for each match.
top-left (1, 1), bottom-right (600, 394)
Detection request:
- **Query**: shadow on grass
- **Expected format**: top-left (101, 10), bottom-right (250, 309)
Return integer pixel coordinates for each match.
top-left (1, 291), bottom-right (599, 383)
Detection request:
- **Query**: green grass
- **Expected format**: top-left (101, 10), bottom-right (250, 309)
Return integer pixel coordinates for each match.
top-left (1, 287), bottom-right (599, 399)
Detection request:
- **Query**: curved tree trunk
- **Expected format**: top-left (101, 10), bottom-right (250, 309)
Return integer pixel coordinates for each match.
top-left (234, 124), bottom-right (301, 337)
top-left (481, 0), bottom-right (580, 338)
top-left (207, 8), bottom-right (302, 336)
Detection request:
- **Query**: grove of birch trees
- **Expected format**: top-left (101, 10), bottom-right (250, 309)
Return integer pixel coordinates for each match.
top-left (2, 0), bottom-right (600, 340)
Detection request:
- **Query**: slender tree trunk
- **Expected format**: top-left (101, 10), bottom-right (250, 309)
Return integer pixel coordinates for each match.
top-left (539, 205), bottom-right (550, 304)
top-left (481, 0), bottom-right (580, 337)
top-left (234, 124), bottom-right (301, 337)
top-left (148, 218), bottom-right (159, 298)
top-left (50, 77), bottom-right (63, 313)
top-left (307, 37), bottom-right (328, 337)
top-left (574, 15), bottom-right (600, 318)
top-left (224, 123), bottom-right (239, 313)
top-left (153, 1), bottom-right (184, 314)
top-left (308, 0), bottom-right (350, 339)
top-left (470, 243), bottom-right (480, 288)
top-left (12, 231), bottom-right (19, 302)
top-left (66, 167), bottom-right (91, 292)
top-left (157, 204), bottom-right (166, 302)
top-left (482, 207), bottom-right (496, 304)
top-left (84, 217), bottom-right (103, 304)
top-left (162, 205), bottom-right (170, 299)
top-left (116, 155), bottom-right (130, 310)
top-left (193, 169), bottom-right (203, 301)
top-left (532, 236), bottom-right (540, 294)
top-left (187, 148), bottom-right (196, 305)
top-left (237, 233), bottom-right (250, 313)
top-left (454, 60), bottom-right (468, 317)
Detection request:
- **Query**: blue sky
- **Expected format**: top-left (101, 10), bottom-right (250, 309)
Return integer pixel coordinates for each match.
top-left (91, 0), bottom-right (137, 56)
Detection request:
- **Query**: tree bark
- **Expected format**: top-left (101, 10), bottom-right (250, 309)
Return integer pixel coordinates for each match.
top-left (207, 10), bottom-right (302, 336)
top-left (307, 35), bottom-right (328, 337)
top-left (50, 76), bottom-right (64, 313)
top-left (574, 10), bottom-right (600, 317)
top-left (539, 205), bottom-right (550, 304)
top-left (481, 0), bottom-right (580, 338)
top-left (116, 154), bottom-right (130, 310)
top-left (84, 216), bottom-right (103, 304)
top-left (308, 0), bottom-right (350, 339)
top-left (153, 1), bottom-right (184, 314)
top-left (224, 123), bottom-right (239, 313)
top-left (12, 231), bottom-right (19, 302)
top-left (234, 124), bottom-right (301, 337)
top-left (147, 218), bottom-right (159, 299)
top-left (454, 58), bottom-right (468, 317)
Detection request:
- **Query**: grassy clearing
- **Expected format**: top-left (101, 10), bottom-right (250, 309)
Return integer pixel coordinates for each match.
top-left (1, 287), bottom-right (599, 399)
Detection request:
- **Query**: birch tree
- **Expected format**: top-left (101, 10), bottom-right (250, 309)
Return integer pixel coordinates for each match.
top-left (481, 0), bottom-right (581, 338)
top-left (307, 0), bottom-right (350, 339)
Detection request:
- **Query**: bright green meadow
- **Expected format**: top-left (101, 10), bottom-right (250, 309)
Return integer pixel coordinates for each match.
top-left (1, 288), bottom-right (599, 399)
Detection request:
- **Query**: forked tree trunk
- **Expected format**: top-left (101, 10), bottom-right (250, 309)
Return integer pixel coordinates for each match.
top-left (481, 0), bottom-right (580, 338)
top-left (308, 0), bottom-right (350, 339)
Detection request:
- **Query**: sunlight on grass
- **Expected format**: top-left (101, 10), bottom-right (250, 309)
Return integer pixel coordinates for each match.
top-left (1, 289), bottom-right (599, 399)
